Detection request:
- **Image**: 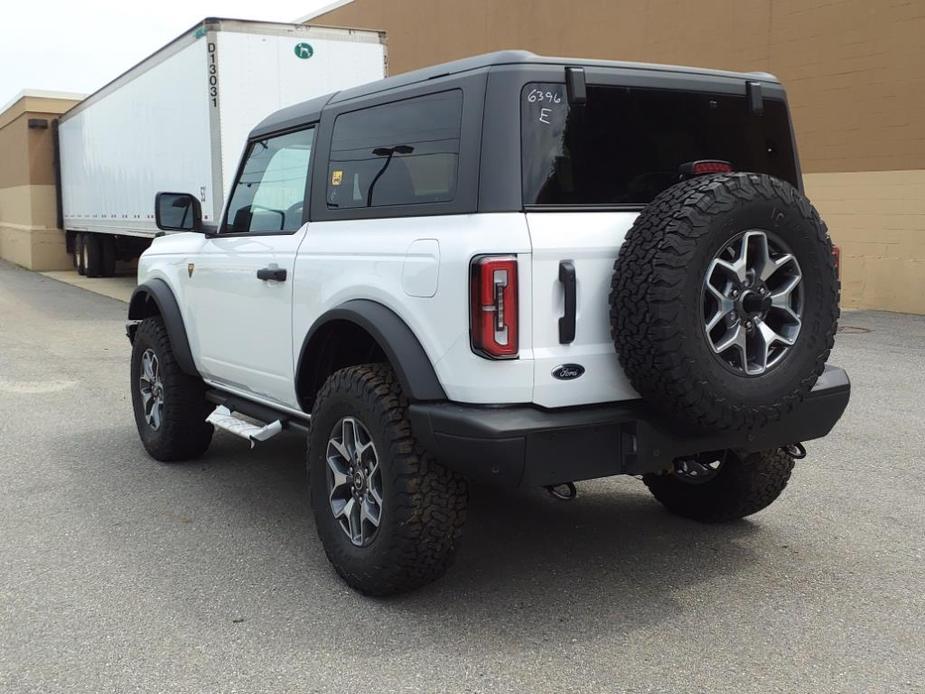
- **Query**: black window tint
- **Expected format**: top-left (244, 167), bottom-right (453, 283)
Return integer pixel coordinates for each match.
top-left (327, 90), bottom-right (462, 209)
top-left (225, 127), bottom-right (314, 233)
top-left (522, 83), bottom-right (798, 206)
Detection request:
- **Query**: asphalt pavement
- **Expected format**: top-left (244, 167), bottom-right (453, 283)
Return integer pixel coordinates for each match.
top-left (1, 259), bottom-right (922, 693)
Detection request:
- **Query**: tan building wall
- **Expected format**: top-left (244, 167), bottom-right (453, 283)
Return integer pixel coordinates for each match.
top-left (803, 170), bottom-right (925, 314)
top-left (0, 92), bottom-right (82, 271)
top-left (309, 0), bottom-right (925, 313)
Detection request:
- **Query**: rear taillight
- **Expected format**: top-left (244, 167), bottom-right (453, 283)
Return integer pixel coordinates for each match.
top-left (470, 256), bottom-right (518, 359)
top-left (832, 245), bottom-right (841, 279)
top-left (679, 160), bottom-right (734, 178)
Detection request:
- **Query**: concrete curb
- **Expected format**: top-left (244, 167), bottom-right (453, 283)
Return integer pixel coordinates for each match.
top-left (39, 270), bottom-right (136, 303)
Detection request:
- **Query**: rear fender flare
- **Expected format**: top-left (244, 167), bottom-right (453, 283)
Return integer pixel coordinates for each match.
top-left (296, 300), bottom-right (446, 409)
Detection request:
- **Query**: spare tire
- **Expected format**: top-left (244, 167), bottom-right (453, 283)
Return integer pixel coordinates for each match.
top-left (609, 172), bottom-right (839, 431)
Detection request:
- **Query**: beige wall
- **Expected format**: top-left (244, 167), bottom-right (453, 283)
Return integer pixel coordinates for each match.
top-left (0, 95), bottom-right (80, 271)
top-left (0, 184), bottom-right (66, 269)
top-left (804, 170), bottom-right (925, 314)
top-left (311, 0), bottom-right (925, 313)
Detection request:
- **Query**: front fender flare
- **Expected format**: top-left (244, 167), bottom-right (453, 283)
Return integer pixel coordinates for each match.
top-left (127, 279), bottom-right (199, 376)
top-left (297, 300), bottom-right (446, 408)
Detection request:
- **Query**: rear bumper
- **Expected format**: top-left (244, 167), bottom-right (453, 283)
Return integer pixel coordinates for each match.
top-left (409, 365), bottom-right (850, 488)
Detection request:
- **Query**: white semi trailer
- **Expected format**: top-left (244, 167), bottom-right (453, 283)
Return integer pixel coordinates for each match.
top-left (57, 17), bottom-right (387, 276)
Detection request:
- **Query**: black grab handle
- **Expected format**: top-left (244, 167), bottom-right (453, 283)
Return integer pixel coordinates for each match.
top-left (256, 267), bottom-right (287, 282)
top-left (558, 260), bottom-right (576, 344)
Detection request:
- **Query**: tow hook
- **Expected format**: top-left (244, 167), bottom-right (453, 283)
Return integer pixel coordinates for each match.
top-left (782, 442), bottom-right (807, 459)
top-left (545, 482), bottom-right (577, 501)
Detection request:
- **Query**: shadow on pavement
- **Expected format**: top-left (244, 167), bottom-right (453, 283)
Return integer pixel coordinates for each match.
top-left (66, 426), bottom-right (767, 649)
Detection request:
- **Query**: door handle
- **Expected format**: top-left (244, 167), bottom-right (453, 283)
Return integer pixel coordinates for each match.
top-left (558, 260), bottom-right (576, 344)
top-left (256, 267), bottom-right (287, 282)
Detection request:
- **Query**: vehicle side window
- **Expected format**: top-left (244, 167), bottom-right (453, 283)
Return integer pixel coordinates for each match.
top-left (326, 90), bottom-right (462, 209)
top-left (225, 127), bottom-right (315, 233)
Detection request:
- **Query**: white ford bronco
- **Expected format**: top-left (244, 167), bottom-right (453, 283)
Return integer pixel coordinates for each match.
top-left (127, 52), bottom-right (849, 595)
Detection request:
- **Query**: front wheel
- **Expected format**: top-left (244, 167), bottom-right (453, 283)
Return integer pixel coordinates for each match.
top-left (308, 364), bottom-right (468, 596)
top-left (130, 316), bottom-right (213, 462)
top-left (643, 449), bottom-right (795, 523)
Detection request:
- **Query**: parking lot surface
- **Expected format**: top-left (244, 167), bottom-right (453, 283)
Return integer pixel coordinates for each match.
top-left (1, 259), bottom-right (923, 693)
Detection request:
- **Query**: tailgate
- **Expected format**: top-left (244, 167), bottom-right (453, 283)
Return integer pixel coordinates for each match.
top-left (519, 76), bottom-right (798, 409)
top-left (526, 211), bottom-right (640, 407)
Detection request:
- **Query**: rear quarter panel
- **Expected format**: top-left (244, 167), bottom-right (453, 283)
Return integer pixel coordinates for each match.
top-left (292, 213), bottom-right (536, 404)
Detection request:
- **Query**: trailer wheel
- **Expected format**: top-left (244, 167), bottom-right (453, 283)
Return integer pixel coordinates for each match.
top-left (83, 234), bottom-right (103, 277)
top-left (75, 234), bottom-right (86, 276)
top-left (100, 236), bottom-right (117, 277)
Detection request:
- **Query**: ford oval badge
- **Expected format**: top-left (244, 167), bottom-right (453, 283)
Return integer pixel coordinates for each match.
top-left (552, 364), bottom-right (585, 381)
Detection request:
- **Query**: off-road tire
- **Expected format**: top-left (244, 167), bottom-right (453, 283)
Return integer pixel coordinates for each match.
top-left (83, 233), bottom-right (103, 278)
top-left (643, 449), bottom-right (795, 523)
top-left (130, 316), bottom-right (213, 462)
top-left (610, 173), bottom-right (839, 431)
top-left (308, 364), bottom-right (468, 596)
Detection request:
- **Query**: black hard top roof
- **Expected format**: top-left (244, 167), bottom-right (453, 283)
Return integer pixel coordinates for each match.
top-left (250, 50), bottom-right (778, 138)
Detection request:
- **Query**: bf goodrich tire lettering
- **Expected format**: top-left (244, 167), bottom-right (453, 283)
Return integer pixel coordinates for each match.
top-left (609, 173), bottom-right (839, 431)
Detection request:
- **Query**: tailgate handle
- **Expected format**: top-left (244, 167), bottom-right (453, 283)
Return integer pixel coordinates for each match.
top-left (558, 260), bottom-right (576, 344)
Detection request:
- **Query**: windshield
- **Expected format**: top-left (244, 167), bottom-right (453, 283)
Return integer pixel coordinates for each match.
top-left (522, 82), bottom-right (798, 207)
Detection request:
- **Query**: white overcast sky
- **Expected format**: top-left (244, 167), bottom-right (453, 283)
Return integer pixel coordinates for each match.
top-left (0, 0), bottom-right (334, 107)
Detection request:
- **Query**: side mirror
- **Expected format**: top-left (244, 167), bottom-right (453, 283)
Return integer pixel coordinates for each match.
top-left (155, 192), bottom-right (203, 232)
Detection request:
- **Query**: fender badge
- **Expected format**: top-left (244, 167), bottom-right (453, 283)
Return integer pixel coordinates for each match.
top-left (187, 263), bottom-right (195, 278)
top-left (552, 364), bottom-right (585, 381)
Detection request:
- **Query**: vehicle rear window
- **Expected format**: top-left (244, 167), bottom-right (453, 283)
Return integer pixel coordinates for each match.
top-left (522, 83), bottom-right (798, 207)
top-left (327, 90), bottom-right (462, 209)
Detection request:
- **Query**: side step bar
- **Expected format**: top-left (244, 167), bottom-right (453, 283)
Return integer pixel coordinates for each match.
top-left (204, 389), bottom-right (310, 447)
top-left (206, 406), bottom-right (283, 448)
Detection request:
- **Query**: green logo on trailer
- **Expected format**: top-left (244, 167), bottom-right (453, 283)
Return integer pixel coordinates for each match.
top-left (294, 42), bottom-right (314, 59)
